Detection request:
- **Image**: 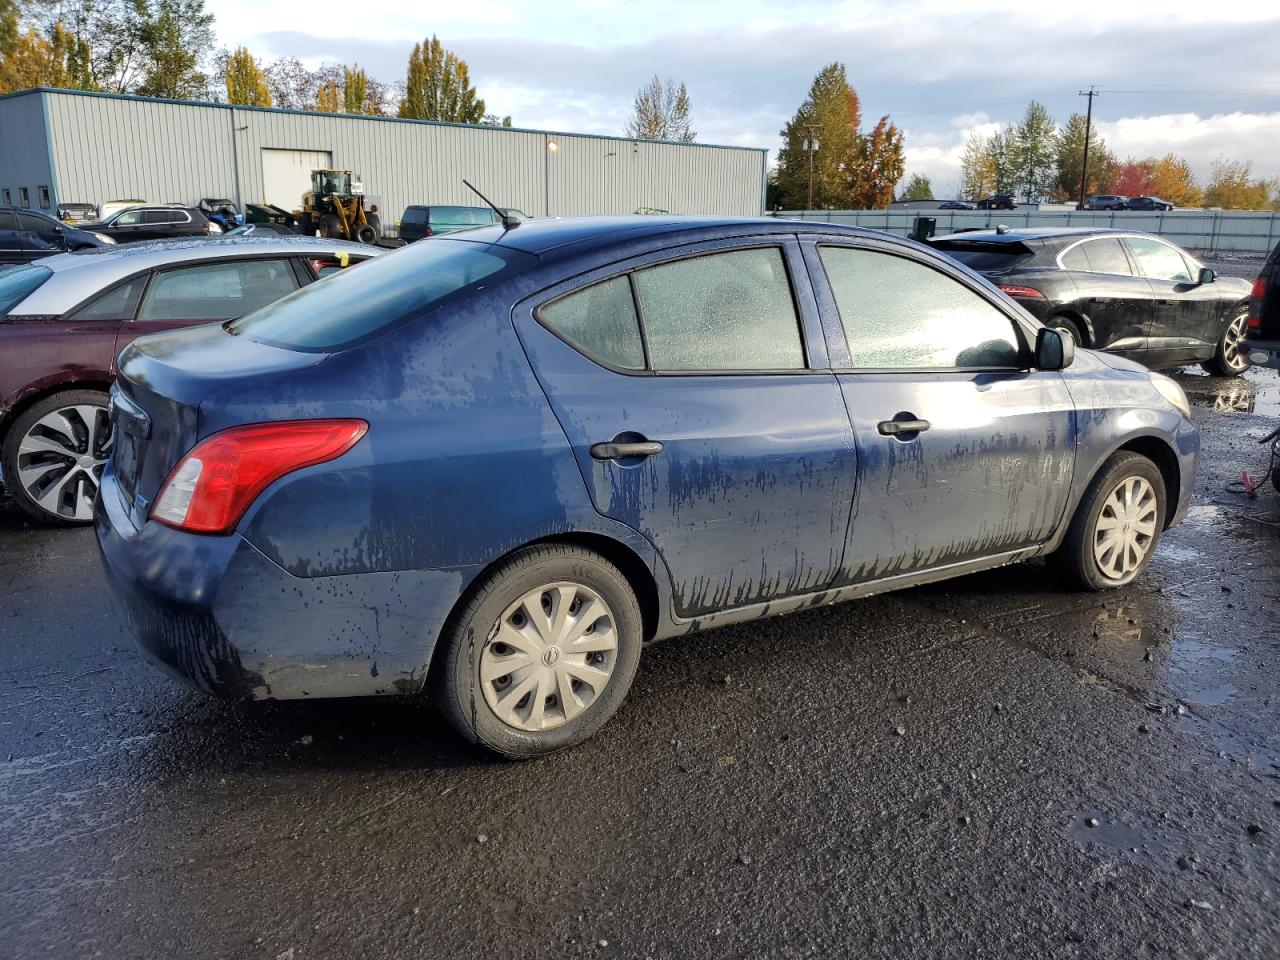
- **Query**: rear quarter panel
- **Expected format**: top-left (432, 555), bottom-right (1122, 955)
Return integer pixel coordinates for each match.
top-left (0, 316), bottom-right (117, 427)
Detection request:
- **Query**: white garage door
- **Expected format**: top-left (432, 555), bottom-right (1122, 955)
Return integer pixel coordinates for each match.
top-left (260, 149), bottom-right (332, 212)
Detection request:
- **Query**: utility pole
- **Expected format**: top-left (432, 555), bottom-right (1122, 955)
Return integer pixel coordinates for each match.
top-left (805, 124), bottom-right (818, 210)
top-left (1077, 87), bottom-right (1099, 211)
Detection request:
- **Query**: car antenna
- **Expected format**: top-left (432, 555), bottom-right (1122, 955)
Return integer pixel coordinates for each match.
top-left (463, 179), bottom-right (519, 230)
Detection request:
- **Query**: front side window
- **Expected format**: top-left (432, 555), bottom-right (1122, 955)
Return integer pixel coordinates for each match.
top-left (113, 210), bottom-right (143, 226)
top-left (138, 259), bottom-right (298, 321)
top-left (16, 213), bottom-right (51, 233)
top-left (1126, 237), bottom-right (1192, 283)
top-left (819, 246), bottom-right (1022, 369)
top-left (632, 248), bottom-right (804, 371)
top-left (539, 276), bottom-right (645, 369)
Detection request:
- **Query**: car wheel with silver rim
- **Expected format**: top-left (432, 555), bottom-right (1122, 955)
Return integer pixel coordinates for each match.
top-left (1, 389), bottom-right (112, 526)
top-left (1202, 309), bottom-right (1249, 377)
top-left (1050, 451), bottom-right (1167, 591)
top-left (436, 543), bottom-right (642, 757)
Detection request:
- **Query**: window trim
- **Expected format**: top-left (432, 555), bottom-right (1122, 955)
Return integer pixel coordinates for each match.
top-left (809, 238), bottom-right (1036, 374)
top-left (532, 241), bottom-right (816, 378)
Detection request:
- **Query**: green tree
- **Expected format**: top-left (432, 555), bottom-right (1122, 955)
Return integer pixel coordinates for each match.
top-left (398, 34), bottom-right (485, 123)
top-left (960, 130), bottom-right (997, 200)
top-left (342, 65), bottom-right (366, 114)
top-left (224, 45), bottom-right (269, 106)
top-left (1054, 112), bottom-right (1116, 200)
top-left (134, 0), bottom-right (211, 99)
top-left (898, 173), bottom-right (933, 201)
top-left (1, 0), bottom-right (19, 57)
top-left (624, 75), bottom-right (695, 142)
top-left (1008, 100), bottom-right (1057, 202)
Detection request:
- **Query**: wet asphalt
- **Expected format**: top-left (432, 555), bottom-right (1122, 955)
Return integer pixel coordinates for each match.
top-left (2, 268), bottom-right (1278, 958)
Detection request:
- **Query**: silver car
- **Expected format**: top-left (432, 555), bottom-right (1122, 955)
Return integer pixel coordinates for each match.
top-left (0, 235), bottom-right (385, 524)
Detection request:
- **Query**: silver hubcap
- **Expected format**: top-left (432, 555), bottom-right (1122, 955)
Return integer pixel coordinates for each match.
top-left (479, 582), bottom-right (618, 732)
top-left (1223, 313), bottom-right (1248, 372)
top-left (15, 404), bottom-right (112, 521)
top-left (1093, 476), bottom-right (1158, 581)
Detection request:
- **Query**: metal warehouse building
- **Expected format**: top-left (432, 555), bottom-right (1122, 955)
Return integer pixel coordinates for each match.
top-left (0, 88), bottom-right (767, 223)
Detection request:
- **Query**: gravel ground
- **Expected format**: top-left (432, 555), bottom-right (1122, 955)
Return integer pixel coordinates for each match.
top-left (0, 364), bottom-right (1277, 959)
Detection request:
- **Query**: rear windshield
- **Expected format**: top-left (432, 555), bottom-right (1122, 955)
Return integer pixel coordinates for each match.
top-left (0, 264), bottom-right (53, 314)
top-left (228, 239), bottom-right (536, 351)
top-left (932, 240), bottom-right (1034, 273)
top-left (432, 206), bottom-right (494, 225)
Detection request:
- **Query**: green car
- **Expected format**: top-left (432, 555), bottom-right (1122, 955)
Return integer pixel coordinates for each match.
top-left (398, 204), bottom-right (527, 241)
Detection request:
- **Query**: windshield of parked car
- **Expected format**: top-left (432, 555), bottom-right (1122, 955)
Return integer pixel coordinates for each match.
top-left (227, 239), bottom-right (537, 351)
top-left (0, 264), bottom-right (52, 314)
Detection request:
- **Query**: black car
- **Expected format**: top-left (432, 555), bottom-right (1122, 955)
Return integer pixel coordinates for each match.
top-left (932, 227), bottom-right (1253, 375)
top-left (1243, 242), bottom-right (1280, 372)
top-left (1125, 196), bottom-right (1175, 212)
top-left (82, 205), bottom-right (215, 243)
top-left (1083, 195), bottom-right (1129, 211)
top-left (939, 200), bottom-right (976, 210)
top-left (975, 194), bottom-right (1017, 210)
top-left (245, 202), bottom-right (301, 235)
top-left (0, 207), bottom-right (112, 265)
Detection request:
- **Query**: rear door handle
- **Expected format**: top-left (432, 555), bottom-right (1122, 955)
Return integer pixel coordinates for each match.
top-left (590, 440), bottom-right (663, 460)
top-left (877, 419), bottom-right (931, 436)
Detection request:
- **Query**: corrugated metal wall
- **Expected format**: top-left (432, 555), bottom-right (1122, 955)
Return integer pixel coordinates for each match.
top-left (0, 92), bottom-right (55, 209)
top-left (19, 90), bottom-right (766, 221)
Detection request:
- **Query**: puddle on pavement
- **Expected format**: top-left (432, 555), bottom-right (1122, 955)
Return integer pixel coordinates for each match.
top-left (1173, 367), bottom-right (1280, 417)
top-left (1067, 812), bottom-right (1185, 863)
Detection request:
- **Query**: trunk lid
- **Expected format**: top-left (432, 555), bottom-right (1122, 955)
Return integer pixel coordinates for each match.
top-left (110, 322), bottom-right (325, 527)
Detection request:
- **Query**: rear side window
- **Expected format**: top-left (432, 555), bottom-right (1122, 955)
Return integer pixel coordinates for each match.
top-left (143, 209), bottom-right (183, 224)
top-left (633, 248), bottom-right (804, 370)
top-left (0, 264), bottom-right (52, 313)
top-left (230, 239), bottom-right (536, 351)
top-left (138, 259), bottom-right (298, 321)
top-left (307, 256), bottom-right (366, 278)
top-left (540, 276), bottom-right (644, 369)
top-left (819, 246), bottom-right (1022, 369)
top-left (1061, 238), bottom-right (1133, 276)
top-left (66, 276), bottom-right (146, 322)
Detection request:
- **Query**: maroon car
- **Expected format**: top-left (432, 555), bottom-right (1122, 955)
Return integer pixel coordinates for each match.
top-left (0, 236), bottom-right (380, 524)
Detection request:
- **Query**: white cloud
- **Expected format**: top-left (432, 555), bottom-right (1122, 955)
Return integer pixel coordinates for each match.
top-left (1096, 112), bottom-right (1280, 179)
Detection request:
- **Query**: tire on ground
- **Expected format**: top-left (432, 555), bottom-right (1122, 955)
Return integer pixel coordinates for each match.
top-left (1, 388), bottom-right (110, 526)
top-left (434, 543), bottom-right (643, 758)
top-left (1049, 450), bottom-right (1167, 592)
top-left (1200, 308), bottom-right (1249, 377)
top-left (1047, 315), bottom-right (1084, 347)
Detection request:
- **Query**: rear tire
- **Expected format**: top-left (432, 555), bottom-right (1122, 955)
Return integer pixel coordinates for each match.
top-left (1049, 451), bottom-right (1166, 591)
top-left (1047, 316), bottom-right (1084, 347)
top-left (435, 544), bottom-right (643, 758)
top-left (1201, 308), bottom-right (1249, 377)
top-left (363, 212), bottom-right (381, 239)
top-left (1, 389), bottom-right (111, 526)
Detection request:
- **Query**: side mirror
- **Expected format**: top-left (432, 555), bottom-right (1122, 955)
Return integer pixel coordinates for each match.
top-left (1035, 327), bottom-right (1074, 371)
top-left (1197, 267), bottom-right (1215, 285)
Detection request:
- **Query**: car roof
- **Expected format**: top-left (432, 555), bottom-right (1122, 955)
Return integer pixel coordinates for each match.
top-left (446, 214), bottom-right (881, 258)
top-left (13, 236), bottom-right (383, 315)
top-left (933, 226), bottom-right (1127, 244)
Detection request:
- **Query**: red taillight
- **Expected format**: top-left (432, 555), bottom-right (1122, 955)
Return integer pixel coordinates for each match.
top-left (1247, 276), bottom-right (1265, 332)
top-left (998, 283), bottom-right (1045, 299)
top-left (151, 420), bottom-right (368, 534)
top-left (424, 227), bottom-right (433, 236)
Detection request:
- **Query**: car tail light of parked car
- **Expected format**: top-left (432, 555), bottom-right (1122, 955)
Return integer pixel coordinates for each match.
top-left (998, 283), bottom-right (1044, 299)
top-left (1248, 276), bottom-right (1266, 333)
top-left (152, 419), bottom-right (368, 534)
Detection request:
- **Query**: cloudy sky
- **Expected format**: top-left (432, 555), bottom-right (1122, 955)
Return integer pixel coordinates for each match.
top-left (212, 0), bottom-right (1280, 192)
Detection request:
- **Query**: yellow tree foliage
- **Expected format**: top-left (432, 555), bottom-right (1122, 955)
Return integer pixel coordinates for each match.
top-left (0, 27), bottom-right (67, 93)
top-left (1146, 154), bottom-right (1202, 207)
top-left (315, 79), bottom-right (340, 113)
top-left (225, 46), bottom-right (271, 107)
top-left (1204, 159), bottom-right (1272, 210)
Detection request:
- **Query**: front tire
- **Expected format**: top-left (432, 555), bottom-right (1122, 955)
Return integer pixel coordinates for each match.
top-left (1, 389), bottom-right (112, 526)
top-left (1050, 452), bottom-right (1166, 591)
top-left (435, 544), bottom-right (643, 758)
top-left (1201, 309), bottom-right (1249, 377)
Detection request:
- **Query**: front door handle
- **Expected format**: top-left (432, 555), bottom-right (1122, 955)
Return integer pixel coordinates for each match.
top-left (590, 440), bottom-right (664, 460)
top-left (877, 418), bottom-right (931, 436)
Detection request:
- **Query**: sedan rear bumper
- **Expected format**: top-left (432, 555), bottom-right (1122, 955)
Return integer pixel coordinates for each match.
top-left (96, 467), bottom-right (457, 701)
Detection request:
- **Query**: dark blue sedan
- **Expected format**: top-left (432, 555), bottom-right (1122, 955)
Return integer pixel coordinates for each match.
top-left (97, 216), bottom-right (1198, 756)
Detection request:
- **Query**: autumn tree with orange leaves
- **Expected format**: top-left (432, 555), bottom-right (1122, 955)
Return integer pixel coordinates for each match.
top-left (775, 63), bottom-right (904, 209)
